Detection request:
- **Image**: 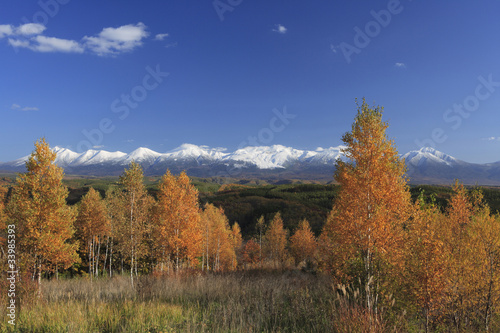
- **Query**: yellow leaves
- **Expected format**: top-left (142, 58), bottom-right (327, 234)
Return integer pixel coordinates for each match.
top-left (201, 203), bottom-right (237, 271)
top-left (7, 138), bottom-right (79, 276)
top-left (75, 188), bottom-right (110, 251)
top-left (154, 170), bottom-right (202, 270)
top-left (289, 219), bottom-right (317, 265)
top-left (264, 212), bottom-right (288, 267)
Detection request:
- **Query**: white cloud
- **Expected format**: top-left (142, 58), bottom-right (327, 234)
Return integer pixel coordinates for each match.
top-left (32, 36), bottom-right (84, 53)
top-left (155, 33), bottom-right (169, 41)
top-left (83, 22), bottom-right (149, 56)
top-left (2, 22), bottom-right (150, 56)
top-left (395, 62), bottom-right (406, 68)
top-left (272, 24), bottom-right (287, 34)
top-left (484, 136), bottom-right (500, 141)
top-left (8, 38), bottom-right (31, 49)
top-left (92, 145), bottom-right (105, 149)
top-left (16, 23), bottom-right (46, 36)
top-left (21, 106), bottom-right (39, 111)
top-left (0, 25), bottom-right (13, 38)
top-left (11, 103), bottom-right (38, 111)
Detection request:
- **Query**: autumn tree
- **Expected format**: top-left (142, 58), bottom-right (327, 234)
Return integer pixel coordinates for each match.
top-left (320, 99), bottom-right (411, 314)
top-left (114, 162), bottom-right (152, 285)
top-left (468, 201), bottom-right (500, 331)
top-left (6, 138), bottom-right (79, 292)
top-left (231, 222), bottom-right (243, 269)
top-left (264, 212), bottom-right (288, 268)
top-left (104, 185), bottom-right (123, 276)
top-left (256, 215), bottom-right (265, 266)
top-left (289, 219), bottom-right (317, 266)
top-left (200, 203), bottom-right (236, 271)
top-left (404, 193), bottom-right (448, 332)
top-left (154, 170), bottom-right (202, 273)
top-left (442, 181), bottom-right (477, 330)
top-left (242, 239), bottom-right (261, 267)
top-left (75, 188), bottom-right (110, 278)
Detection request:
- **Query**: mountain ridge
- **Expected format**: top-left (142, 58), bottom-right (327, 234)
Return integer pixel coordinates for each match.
top-left (1, 144), bottom-right (499, 185)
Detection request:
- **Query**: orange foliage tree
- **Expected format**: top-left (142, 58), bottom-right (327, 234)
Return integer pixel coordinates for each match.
top-left (114, 162), bottom-right (153, 285)
top-left (6, 138), bottom-right (79, 291)
top-left (75, 188), bottom-right (110, 278)
top-left (201, 203), bottom-right (236, 271)
top-left (404, 193), bottom-right (448, 331)
top-left (264, 212), bottom-right (288, 268)
top-left (231, 222), bottom-right (243, 269)
top-left (154, 170), bottom-right (202, 272)
top-left (320, 100), bottom-right (411, 313)
top-left (289, 219), bottom-right (317, 266)
top-left (242, 239), bottom-right (260, 267)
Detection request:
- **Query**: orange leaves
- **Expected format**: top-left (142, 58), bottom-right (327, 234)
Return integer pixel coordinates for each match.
top-left (322, 100), bottom-right (411, 277)
top-left (289, 219), bottom-right (317, 266)
top-left (201, 203), bottom-right (238, 271)
top-left (264, 212), bottom-right (288, 268)
top-left (155, 170), bottom-right (202, 271)
top-left (6, 138), bottom-right (79, 282)
top-left (320, 99), bottom-right (412, 315)
top-left (76, 188), bottom-right (110, 247)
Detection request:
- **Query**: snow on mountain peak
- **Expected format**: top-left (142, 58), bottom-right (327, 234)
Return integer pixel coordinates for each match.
top-left (402, 147), bottom-right (458, 167)
top-left (164, 143), bottom-right (228, 161)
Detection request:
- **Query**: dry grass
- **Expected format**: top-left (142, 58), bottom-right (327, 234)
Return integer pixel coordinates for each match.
top-left (1, 270), bottom-right (341, 332)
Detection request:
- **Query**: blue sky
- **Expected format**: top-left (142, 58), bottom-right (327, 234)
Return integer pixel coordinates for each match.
top-left (1, 0), bottom-right (500, 163)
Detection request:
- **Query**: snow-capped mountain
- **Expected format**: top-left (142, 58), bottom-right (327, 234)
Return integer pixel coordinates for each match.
top-left (1, 144), bottom-right (499, 185)
top-left (402, 147), bottom-right (460, 167)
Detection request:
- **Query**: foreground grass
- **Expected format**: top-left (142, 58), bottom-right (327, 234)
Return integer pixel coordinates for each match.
top-left (1, 270), bottom-right (337, 332)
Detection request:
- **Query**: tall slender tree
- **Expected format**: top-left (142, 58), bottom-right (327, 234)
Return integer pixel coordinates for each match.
top-left (6, 138), bottom-right (79, 293)
top-left (289, 219), bottom-right (317, 266)
top-left (154, 170), bottom-right (202, 272)
top-left (75, 188), bottom-right (110, 278)
top-left (404, 193), bottom-right (447, 332)
top-left (115, 162), bottom-right (152, 285)
top-left (264, 212), bottom-right (288, 268)
top-left (320, 99), bottom-right (411, 314)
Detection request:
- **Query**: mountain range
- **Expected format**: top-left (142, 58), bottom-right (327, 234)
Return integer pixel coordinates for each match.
top-left (1, 144), bottom-right (499, 185)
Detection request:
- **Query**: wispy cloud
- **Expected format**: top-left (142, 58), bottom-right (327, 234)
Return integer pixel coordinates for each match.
top-left (0, 24), bottom-right (13, 38)
top-left (395, 62), bottom-right (406, 69)
top-left (2, 22), bottom-right (150, 56)
top-left (272, 24), bottom-right (287, 34)
top-left (155, 33), bottom-right (169, 41)
top-left (32, 36), bottom-right (84, 53)
top-left (483, 136), bottom-right (500, 141)
top-left (11, 103), bottom-right (39, 111)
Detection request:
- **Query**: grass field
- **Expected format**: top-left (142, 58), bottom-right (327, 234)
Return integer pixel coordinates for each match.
top-left (1, 270), bottom-right (344, 332)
